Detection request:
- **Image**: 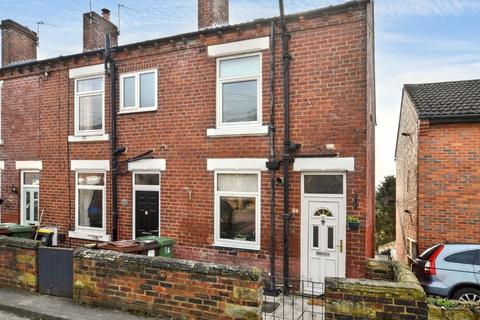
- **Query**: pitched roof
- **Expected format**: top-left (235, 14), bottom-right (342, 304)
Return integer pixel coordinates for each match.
top-left (404, 79), bottom-right (480, 119)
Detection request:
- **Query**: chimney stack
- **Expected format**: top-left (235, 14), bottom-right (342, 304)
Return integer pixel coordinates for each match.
top-left (83, 8), bottom-right (118, 52)
top-left (198, 0), bottom-right (229, 30)
top-left (1, 19), bottom-right (38, 67)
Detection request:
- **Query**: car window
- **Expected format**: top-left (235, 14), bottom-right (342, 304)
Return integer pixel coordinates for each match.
top-left (444, 250), bottom-right (476, 265)
top-left (475, 250), bottom-right (480, 266)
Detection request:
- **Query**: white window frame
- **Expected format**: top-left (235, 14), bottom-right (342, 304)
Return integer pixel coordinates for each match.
top-left (132, 172), bottom-right (161, 239)
top-left (213, 170), bottom-right (261, 250)
top-left (20, 170), bottom-right (40, 226)
top-left (74, 75), bottom-right (105, 136)
top-left (74, 170), bottom-right (107, 235)
top-left (119, 69), bottom-right (158, 114)
top-left (0, 161), bottom-right (3, 222)
top-left (216, 52), bottom-right (262, 129)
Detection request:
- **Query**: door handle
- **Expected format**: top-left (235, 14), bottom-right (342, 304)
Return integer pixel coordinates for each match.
top-left (338, 240), bottom-right (343, 253)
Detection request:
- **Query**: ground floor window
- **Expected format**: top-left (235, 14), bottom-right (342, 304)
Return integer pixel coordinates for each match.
top-left (21, 170), bottom-right (39, 225)
top-left (214, 172), bottom-right (260, 250)
top-left (76, 172), bottom-right (105, 230)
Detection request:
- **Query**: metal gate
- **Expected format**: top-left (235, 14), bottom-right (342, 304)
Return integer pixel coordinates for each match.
top-left (38, 247), bottom-right (73, 298)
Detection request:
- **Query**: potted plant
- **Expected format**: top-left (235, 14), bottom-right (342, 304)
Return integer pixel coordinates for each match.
top-left (347, 215), bottom-right (360, 231)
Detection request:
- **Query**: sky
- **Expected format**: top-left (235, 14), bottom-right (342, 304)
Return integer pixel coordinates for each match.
top-left (1, 0), bottom-right (480, 187)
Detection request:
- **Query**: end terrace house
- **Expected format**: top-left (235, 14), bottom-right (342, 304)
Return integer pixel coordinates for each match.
top-left (0, 0), bottom-right (375, 282)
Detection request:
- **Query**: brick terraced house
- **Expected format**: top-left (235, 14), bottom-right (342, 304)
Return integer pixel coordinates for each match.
top-left (0, 0), bottom-right (375, 285)
top-left (395, 79), bottom-right (480, 263)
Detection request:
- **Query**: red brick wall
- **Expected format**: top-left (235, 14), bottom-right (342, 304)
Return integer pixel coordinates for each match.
top-left (395, 93), bottom-right (419, 262)
top-left (417, 121), bottom-right (480, 252)
top-left (0, 2), bottom-right (373, 278)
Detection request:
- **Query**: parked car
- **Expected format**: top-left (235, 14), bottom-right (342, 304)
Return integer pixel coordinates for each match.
top-left (412, 244), bottom-right (480, 302)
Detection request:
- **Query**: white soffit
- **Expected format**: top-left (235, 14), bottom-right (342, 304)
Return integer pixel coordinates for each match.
top-left (15, 161), bottom-right (42, 170)
top-left (207, 158), bottom-right (268, 171)
top-left (71, 160), bottom-right (110, 171)
top-left (0, 161), bottom-right (4, 170)
top-left (128, 159), bottom-right (166, 171)
top-left (293, 157), bottom-right (355, 172)
top-left (69, 63), bottom-right (104, 78)
top-left (207, 37), bottom-right (270, 57)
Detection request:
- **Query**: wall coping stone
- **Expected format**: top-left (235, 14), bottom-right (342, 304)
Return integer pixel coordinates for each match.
top-left (74, 248), bottom-right (262, 281)
top-left (0, 236), bottom-right (41, 249)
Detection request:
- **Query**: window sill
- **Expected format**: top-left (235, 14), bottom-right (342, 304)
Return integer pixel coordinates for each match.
top-left (213, 241), bottom-right (260, 251)
top-left (206, 125), bottom-right (268, 138)
top-left (0, 139), bottom-right (3, 145)
top-left (68, 230), bottom-right (111, 242)
top-left (68, 134), bottom-right (110, 142)
top-left (118, 107), bottom-right (157, 115)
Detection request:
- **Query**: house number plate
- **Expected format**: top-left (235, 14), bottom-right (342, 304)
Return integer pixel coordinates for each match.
top-left (316, 251), bottom-right (330, 257)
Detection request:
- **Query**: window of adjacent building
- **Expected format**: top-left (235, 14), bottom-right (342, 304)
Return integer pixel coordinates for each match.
top-left (21, 171), bottom-right (39, 225)
top-left (120, 70), bottom-right (158, 113)
top-left (214, 172), bottom-right (260, 250)
top-left (76, 172), bottom-right (105, 230)
top-left (74, 76), bottom-right (104, 135)
top-left (216, 53), bottom-right (261, 127)
top-left (0, 80), bottom-right (3, 143)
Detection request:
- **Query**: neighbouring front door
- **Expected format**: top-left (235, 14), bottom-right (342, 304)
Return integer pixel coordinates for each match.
top-left (133, 173), bottom-right (160, 238)
top-left (301, 173), bottom-right (346, 292)
top-left (21, 171), bottom-right (40, 225)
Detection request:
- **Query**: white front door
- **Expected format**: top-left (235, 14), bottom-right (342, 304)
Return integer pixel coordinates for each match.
top-left (301, 173), bottom-right (346, 291)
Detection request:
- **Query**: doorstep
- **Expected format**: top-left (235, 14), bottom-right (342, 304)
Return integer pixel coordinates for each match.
top-left (0, 287), bottom-right (151, 320)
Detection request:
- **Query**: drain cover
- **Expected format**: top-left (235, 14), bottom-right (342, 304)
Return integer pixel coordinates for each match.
top-left (262, 301), bottom-right (280, 313)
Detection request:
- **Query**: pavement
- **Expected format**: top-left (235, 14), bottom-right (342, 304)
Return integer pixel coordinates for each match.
top-left (0, 288), bottom-right (152, 320)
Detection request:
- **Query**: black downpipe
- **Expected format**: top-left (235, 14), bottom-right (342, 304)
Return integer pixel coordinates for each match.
top-left (104, 35), bottom-right (119, 241)
top-left (278, 0), bottom-right (292, 292)
top-left (267, 20), bottom-right (277, 294)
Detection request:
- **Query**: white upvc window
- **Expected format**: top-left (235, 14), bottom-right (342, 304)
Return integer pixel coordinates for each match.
top-left (214, 171), bottom-right (261, 250)
top-left (216, 53), bottom-right (262, 128)
top-left (74, 171), bottom-right (106, 234)
top-left (20, 170), bottom-right (40, 225)
top-left (119, 69), bottom-right (158, 113)
top-left (74, 75), bottom-right (105, 136)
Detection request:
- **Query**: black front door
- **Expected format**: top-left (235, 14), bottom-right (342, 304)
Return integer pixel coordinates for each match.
top-left (135, 190), bottom-right (159, 238)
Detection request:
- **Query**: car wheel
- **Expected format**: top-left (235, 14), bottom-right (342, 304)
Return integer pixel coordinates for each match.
top-left (452, 287), bottom-right (480, 303)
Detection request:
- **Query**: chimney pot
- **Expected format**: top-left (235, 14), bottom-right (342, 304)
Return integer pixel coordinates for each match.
top-left (198, 0), bottom-right (229, 30)
top-left (101, 8), bottom-right (111, 21)
top-left (1, 19), bottom-right (38, 67)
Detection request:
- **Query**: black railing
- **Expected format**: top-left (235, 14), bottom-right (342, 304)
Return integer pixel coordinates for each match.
top-left (262, 277), bottom-right (324, 319)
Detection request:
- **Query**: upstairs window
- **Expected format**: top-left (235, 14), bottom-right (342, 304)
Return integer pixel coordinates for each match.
top-left (120, 70), bottom-right (158, 113)
top-left (217, 53), bottom-right (261, 127)
top-left (75, 76), bottom-right (104, 135)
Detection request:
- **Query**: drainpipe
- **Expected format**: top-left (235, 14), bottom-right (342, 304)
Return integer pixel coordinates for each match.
top-left (265, 20), bottom-right (278, 295)
top-left (104, 34), bottom-right (119, 241)
top-left (278, 0), bottom-right (291, 292)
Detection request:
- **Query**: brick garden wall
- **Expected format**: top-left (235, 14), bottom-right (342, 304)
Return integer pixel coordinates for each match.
top-left (0, 236), bottom-right (40, 292)
top-left (325, 259), bottom-right (427, 320)
top-left (73, 248), bottom-right (263, 319)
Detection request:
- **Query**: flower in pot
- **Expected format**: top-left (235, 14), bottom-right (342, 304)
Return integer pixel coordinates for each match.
top-left (347, 215), bottom-right (360, 231)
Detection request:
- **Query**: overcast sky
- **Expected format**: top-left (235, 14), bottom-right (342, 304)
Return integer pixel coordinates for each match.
top-left (1, 0), bottom-right (480, 186)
